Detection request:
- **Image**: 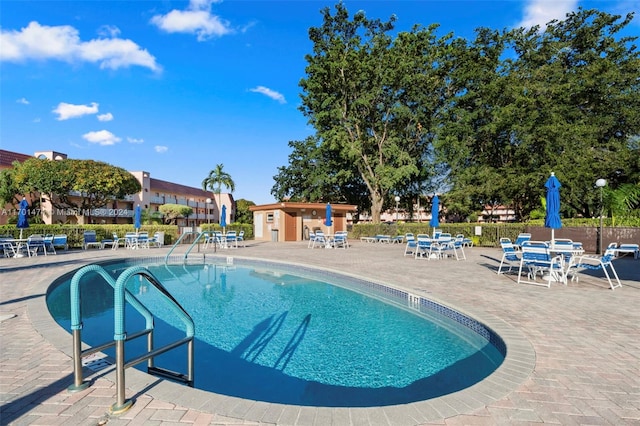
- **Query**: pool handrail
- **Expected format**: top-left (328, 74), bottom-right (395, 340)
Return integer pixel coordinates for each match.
top-left (67, 264), bottom-right (195, 415)
top-left (164, 230), bottom-right (213, 263)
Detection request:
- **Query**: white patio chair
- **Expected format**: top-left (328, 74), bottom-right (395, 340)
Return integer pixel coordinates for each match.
top-left (28, 234), bottom-right (48, 256)
top-left (101, 233), bottom-right (119, 250)
top-left (331, 231), bottom-right (348, 249)
top-left (568, 248), bottom-right (622, 290)
top-left (137, 232), bottom-right (150, 249)
top-left (415, 234), bottom-right (437, 260)
top-left (517, 241), bottom-right (565, 288)
top-left (226, 231), bottom-right (238, 248)
top-left (513, 233), bottom-right (532, 251)
top-left (307, 230), bottom-right (316, 248)
top-left (497, 242), bottom-right (520, 275)
top-left (312, 231), bottom-right (327, 248)
top-left (124, 232), bottom-right (138, 249)
top-left (1, 240), bottom-right (16, 258)
top-left (43, 234), bottom-right (56, 255)
top-left (404, 234), bottom-right (417, 256)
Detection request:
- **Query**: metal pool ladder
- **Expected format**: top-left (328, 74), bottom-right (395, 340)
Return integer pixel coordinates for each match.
top-left (67, 264), bottom-right (195, 415)
top-left (164, 230), bottom-right (214, 264)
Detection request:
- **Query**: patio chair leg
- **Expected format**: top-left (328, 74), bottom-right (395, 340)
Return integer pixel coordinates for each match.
top-left (604, 264), bottom-right (622, 290)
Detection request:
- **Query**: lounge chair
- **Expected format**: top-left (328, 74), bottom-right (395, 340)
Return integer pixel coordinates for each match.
top-left (237, 230), bottom-right (245, 247)
top-left (101, 233), bottom-right (120, 250)
top-left (611, 243), bottom-right (639, 259)
top-left (308, 231), bottom-right (316, 248)
top-left (517, 241), bottom-right (565, 287)
top-left (359, 236), bottom-right (377, 243)
top-left (51, 234), bottom-right (68, 251)
top-left (83, 231), bottom-right (102, 250)
top-left (568, 248), bottom-right (622, 290)
top-left (375, 235), bottom-right (392, 243)
top-left (456, 234), bottom-right (473, 247)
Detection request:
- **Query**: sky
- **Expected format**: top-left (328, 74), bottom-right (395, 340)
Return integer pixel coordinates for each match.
top-left (1, 0), bottom-right (638, 205)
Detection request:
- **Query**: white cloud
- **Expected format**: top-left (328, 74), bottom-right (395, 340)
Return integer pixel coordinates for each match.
top-left (150, 0), bottom-right (231, 41)
top-left (97, 25), bottom-right (121, 38)
top-left (127, 137), bottom-right (144, 144)
top-left (97, 112), bottom-right (113, 122)
top-left (155, 145), bottom-right (169, 153)
top-left (82, 130), bottom-right (121, 146)
top-left (249, 86), bottom-right (286, 104)
top-left (53, 102), bottom-right (99, 120)
top-left (0, 21), bottom-right (161, 72)
top-left (16, 97), bottom-right (29, 105)
top-left (516, 0), bottom-right (579, 30)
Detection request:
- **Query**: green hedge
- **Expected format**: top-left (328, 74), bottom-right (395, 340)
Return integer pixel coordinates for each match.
top-left (527, 217), bottom-right (640, 227)
top-left (0, 222), bottom-right (254, 250)
top-left (0, 224), bottom-right (179, 249)
top-left (352, 219), bottom-right (640, 248)
top-left (351, 222), bottom-right (526, 247)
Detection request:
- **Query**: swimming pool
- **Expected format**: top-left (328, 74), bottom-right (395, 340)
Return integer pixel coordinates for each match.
top-left (47, 257), bottom-right (505, 407)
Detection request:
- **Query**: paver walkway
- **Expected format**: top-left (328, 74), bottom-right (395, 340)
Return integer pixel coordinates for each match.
top-left (1, 241), bottom-right (639, 425)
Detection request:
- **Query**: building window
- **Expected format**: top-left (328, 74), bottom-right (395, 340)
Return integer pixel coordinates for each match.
top-left (267, 213), bottom-right (274, 223)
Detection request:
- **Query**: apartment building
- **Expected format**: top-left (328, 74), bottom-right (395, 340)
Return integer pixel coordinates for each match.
top-left (0, 149), bottom-right (234, 227)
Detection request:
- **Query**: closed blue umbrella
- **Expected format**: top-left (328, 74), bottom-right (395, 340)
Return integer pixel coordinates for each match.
top-left (544, 172), bottom-right (562, 244)
top-left (429, 195), bottom-right (440, 231)
top-left (17, 197), bottom-right (29, 239)
top-left (324, 203), bottom-right (332, 227)
top-left (134, 204), bottom-right (141, 231)
top-left (220, 204), bottom-right (227, 230)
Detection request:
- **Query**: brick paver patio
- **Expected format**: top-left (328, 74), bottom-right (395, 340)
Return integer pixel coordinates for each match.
top-left (1, 241), bottom-right (639, 425)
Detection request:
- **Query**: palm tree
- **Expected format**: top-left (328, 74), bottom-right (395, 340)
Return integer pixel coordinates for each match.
top-left (202, 164), bottom-right (235, 224)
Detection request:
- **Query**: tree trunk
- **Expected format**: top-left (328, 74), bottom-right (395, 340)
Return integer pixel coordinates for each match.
top-left (370, 193), bottom-right (384, 223)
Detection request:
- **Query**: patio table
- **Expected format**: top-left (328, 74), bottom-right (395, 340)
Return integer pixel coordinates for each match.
top-left (548, 246), bottom-right (585, 281)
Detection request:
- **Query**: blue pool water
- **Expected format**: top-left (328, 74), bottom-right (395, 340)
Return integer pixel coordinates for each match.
top-left (47, 259), bottom-right (504, 407)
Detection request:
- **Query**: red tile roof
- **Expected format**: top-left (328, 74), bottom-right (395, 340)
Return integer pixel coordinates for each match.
top-left (150, 177), bottom-right (218, 199)
top-left (0, 149), bottom-right (32, 169)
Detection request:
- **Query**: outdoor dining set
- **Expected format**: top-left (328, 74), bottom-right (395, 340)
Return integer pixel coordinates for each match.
top-left (497, 232), bottom-right (633, 290)
top-left (0, 234), bottom-right (68, 258)
top-left (404, 231), bottom-right (471, 261)
top-left (308, 230), bottom-right (350, 249)
top-left (201, 230), bottom-right (244, 249)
